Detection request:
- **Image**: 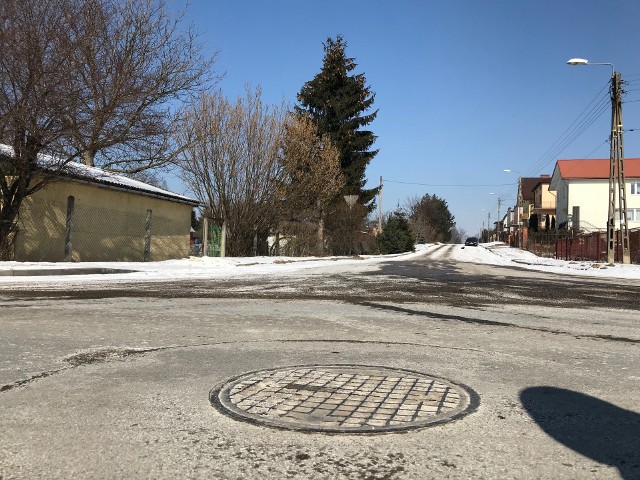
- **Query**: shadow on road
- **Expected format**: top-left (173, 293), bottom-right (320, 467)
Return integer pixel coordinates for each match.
top-left (520, 386), bottom-right (640, 479)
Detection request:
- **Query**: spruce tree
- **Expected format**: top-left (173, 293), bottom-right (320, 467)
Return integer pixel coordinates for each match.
top-left (377, 211), bottom-right (415, 254)
top-left (296, 35), bottom-right (378, 208)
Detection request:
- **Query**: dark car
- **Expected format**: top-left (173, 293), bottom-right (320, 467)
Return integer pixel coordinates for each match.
top-left (464, 237), bottom-right (479, 246)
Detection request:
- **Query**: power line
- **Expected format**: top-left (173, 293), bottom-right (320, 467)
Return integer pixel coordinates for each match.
top-left (524, 81), bottom-right (611, 176)
top-left (383, 179), bottom-right (514, 188)
top-left (583, 138), bottom-right (609, 158)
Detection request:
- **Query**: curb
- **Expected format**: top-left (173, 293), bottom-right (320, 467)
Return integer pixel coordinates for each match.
top-left (0, 268), bottom-right (137, 277)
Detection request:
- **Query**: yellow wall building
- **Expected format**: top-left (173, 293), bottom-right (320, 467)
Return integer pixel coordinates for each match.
top-left (14, 163), bottom-right (199, 262)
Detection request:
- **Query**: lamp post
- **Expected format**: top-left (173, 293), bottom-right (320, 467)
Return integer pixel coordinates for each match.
top-left (567, 58), bottom-right (630, 264)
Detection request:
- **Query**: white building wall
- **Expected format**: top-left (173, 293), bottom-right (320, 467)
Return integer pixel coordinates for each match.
top-left (567, 180), bottom-right (608, 230)
top-left (555, 179), bottom-right (569, 226)
top-left (566, 179), bottom-right (640, 230)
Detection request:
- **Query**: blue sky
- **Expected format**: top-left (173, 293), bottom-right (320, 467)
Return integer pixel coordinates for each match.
top-left (170, 0), bottom-right (640, 236)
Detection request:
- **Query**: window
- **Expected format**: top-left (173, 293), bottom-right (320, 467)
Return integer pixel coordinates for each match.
top-left (615, 208), bottom-right (640, 222)
top-left (631, 181), bottom-right (640, 195)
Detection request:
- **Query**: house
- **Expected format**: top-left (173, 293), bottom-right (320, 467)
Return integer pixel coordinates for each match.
top-left (549, 158), bottom-right (640, 231)
top-left (11, 157), bottom-right (199, 262)
top-left (515, 177), bottom-right (546, 227)
top-left (505, 175), bottom-right (554, 246)
top-left (529, 175), bottom-right (556, 231)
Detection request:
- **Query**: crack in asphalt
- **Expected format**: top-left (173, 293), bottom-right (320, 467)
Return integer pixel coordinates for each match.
top-left (0, 339), bottom-right (485, 394)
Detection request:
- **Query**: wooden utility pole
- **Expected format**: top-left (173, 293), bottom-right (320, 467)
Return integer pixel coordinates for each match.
top-left (607, 72), bottom-right (630, 263)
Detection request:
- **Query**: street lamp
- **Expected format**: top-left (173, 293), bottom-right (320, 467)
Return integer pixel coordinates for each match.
top-left (567, 57), bottom-right (630, 263)
top-left (566, 58), bottom-right (614, 75)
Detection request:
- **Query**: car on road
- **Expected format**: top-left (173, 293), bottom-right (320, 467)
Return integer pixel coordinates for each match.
top-left (465, 237), bottom-right (479, 246)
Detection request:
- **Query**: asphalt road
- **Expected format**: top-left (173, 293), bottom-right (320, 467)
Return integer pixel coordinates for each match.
top-left (1, 245), bottom-right (639, 479)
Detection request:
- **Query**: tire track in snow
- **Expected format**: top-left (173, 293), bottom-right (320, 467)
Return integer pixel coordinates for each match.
top-left (423, 244), bottom-right (455, 260)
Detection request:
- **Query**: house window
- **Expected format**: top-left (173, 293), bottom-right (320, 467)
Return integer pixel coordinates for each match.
top-left (615, 208), bottom-right (640, 222)
top-left (631, 181), bottom-right (640, 195)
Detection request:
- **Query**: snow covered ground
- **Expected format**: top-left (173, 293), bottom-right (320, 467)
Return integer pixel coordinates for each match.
top-left (450, 242), bottom-right (640, 279)
top-left (0, 243), bottom-right (639, 283)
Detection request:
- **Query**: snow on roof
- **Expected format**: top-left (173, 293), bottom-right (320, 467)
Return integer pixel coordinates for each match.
top-left (556, 158), bottom-right (640, 179)
top-left (1, 144), bottom-right (199, 206)
top-left (60, 161), bottom-right (199, 205)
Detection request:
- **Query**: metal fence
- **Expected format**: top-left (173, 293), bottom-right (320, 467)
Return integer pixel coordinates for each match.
top-left (525, 232), bottom-right (563, 258)
top-left (554, 228), bottom-right (640, 263)
top-left (16, 195), bottom-right (188, 262)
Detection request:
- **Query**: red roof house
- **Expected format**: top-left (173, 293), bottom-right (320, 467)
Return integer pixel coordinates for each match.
top-left (549, 159), bottom-right (640, 231)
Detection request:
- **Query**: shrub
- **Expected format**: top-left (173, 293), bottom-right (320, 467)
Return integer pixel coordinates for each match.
top-left (377, 211), bottom-right (415, 254)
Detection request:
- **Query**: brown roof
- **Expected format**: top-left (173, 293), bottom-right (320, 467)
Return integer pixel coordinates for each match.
top-left (530, 177), bottom-right (552, 192)
top-left (520, 177), bottom-right (548, 201)
top-left (556, 158), bottom-right (640, 179)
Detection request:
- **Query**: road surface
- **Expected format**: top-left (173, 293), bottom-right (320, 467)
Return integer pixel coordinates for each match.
top-left (1, 245), bottom-right (639, 479)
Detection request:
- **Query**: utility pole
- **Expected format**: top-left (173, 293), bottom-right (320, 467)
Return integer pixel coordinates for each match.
top-left (487, 212), bottom-right (491, 242)
top-left (497, 196), bottom-right (502, 241)
top-left (607, 72), bottom-right (630, 263)
top-left (567, 58), bottom-right (630, 263)
top-left (378, 176), bottom-right (383, 234)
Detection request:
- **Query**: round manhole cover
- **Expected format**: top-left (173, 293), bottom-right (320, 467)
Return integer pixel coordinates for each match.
top-left (210, 365), bottom-right (479, 433)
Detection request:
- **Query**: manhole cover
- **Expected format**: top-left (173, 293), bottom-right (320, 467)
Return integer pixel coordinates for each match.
top-left (210, 365), bottom-right (479, 433)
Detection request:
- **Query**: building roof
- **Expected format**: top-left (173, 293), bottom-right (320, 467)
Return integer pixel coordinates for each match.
top-left (1, 144), bottom-right (199, 206)
top-left (529, 176), bottom-right (551, 193)
top-left (519, 177), bottom-right (548, 202)
top-left (555, 158), bottom-right (640, 179)
top-left (60, 161), bottom-right (199, 206)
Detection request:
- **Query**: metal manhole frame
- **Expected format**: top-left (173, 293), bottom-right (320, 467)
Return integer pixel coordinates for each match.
top-left (210, 364), bottom-right (480, 434)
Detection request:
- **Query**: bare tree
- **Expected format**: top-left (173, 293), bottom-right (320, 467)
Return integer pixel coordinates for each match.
top-left (66, 0), bottom-right (218, 172)
top-left (177, 88), bottom-right (286, 256)
top-left (0, 0), bottom-right (81, 259)
top-left (278, 115), bottom-right (343, 254)
top-left (0, 0), bottom-right (216, 259)
top-left (450, 226), bottom-right (467, 244)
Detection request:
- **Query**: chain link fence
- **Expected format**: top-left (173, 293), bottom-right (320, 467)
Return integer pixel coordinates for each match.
top-left (16, 195), bottom-right (189, 262)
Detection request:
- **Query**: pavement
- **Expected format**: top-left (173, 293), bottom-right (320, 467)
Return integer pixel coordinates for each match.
top-left (1, 247), bottom-right (639, 479)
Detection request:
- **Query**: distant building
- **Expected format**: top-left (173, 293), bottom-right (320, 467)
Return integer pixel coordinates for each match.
top-left (530, 175), bottom-right (556, 231)
top-left (507, 175), bottom-right (555, 245)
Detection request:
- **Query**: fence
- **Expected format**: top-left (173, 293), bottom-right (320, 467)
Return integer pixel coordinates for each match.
top-left (525, 232), bottom-right (562, 258)
top-left (555, 228), bottom-right (640, 263)
top-left (16, 195), bottom-right (189, 262)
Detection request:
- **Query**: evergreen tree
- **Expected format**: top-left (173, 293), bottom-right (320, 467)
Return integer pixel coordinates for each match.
top-left (377, 211), bottom-right (415, 254)
top-left (296, 35), bottom-right (378, 208)
top-left (407, 194), bottom-right (456, 243)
